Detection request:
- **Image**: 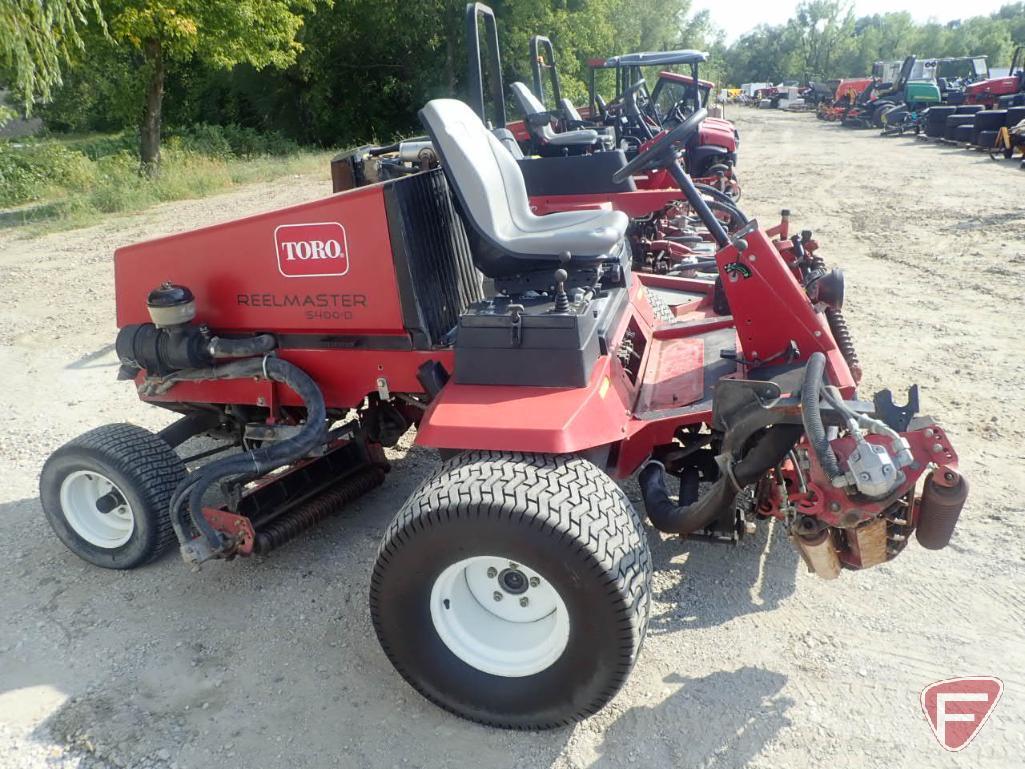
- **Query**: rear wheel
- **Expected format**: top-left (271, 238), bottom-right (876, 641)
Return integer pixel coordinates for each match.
top-left (370, 451), bottom-right (652, 728)
top-left (40, 423), bottom-right (186, 569)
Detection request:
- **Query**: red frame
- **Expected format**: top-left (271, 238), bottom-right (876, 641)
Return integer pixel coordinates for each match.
top-left (115, 182), bottom-right (849, 480)
top-left (114, 167), bottom-right (962, 565)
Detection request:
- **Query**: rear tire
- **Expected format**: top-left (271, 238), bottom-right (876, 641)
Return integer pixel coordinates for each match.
top-left (40, 423), bottom-right (186, 569)
top-left (370, 451), bottom-right (652, 728)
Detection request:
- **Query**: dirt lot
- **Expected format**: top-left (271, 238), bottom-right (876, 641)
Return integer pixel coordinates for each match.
top-left (1, 110), bottom-right (1022, 769)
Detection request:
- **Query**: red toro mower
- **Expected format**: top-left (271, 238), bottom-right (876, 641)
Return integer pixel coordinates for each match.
top-left (40, 99), bottom-right (966, 727)
top-left (585, 49), bottom-right (740, 197)
top-left (40, 14), bottom-right (966, 735)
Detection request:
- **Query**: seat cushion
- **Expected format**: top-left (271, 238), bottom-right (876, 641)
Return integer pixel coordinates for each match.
top-left (505, 207), bottom-right (627, 256)
top-left (547, 129), bottom-right (599, 146)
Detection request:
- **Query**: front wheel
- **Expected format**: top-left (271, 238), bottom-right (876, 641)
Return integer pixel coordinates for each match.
top-left (370, 451), bottom-right (652, 728)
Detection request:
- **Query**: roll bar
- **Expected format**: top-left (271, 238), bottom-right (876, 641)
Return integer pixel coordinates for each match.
top-left (530, 35), bottom-right (562, 108)
top-left (465, 3), bottom-right (506, 127)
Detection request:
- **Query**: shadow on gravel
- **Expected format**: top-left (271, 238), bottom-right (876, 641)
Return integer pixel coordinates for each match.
top-left (3, 445), bottom-right (794, 769)
top-left (645, 517), bottom-right (799, 633)
top-left (590, 667), bottom-right (792, 768)
top-left (65, 343), bottom-right (117, 370)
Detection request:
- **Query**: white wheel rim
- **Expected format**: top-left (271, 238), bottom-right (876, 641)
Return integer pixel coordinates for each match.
top-left (59, 470), bottom-right (134, 548)
top-left (430, 555), bottom-right (570, 677)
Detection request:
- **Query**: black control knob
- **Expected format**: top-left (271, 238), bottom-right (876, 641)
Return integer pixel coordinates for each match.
top-left (553, 268), bottom-right (570, 313)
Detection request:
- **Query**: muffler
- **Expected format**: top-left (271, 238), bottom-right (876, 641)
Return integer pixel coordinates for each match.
top-left (915, 470), bottom-right (968, 550)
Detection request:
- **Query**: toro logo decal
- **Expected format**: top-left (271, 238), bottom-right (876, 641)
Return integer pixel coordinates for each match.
top-left (274, 222), bottom-right (349, 278)
top-left (921, 676), bottom-right (1003, 752)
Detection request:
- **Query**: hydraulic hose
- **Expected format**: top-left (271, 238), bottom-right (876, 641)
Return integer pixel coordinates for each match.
top-left (208, 334), bottom-right (277, 358)
top-left (638, 424), bottom-right (804, 535)
top-left (694, 183), bottom-right (749, 225)
top-left (801, 351), bottom-right (845, 484)
top-left (164, 356), bottom-right (327, 553)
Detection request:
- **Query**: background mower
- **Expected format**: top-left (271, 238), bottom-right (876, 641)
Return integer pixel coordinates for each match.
top-left (965, 45), bottom-right (1024, 108)
top-left (40, 2), bottom-right (966, 733)
top-left (334, 5), bottom-right (747, 277)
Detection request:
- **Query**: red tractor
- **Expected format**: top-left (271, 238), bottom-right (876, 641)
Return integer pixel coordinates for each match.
top-left (40, 4), bottom-right (966, 732)
top-left (965, 45), bottom-right (1024, 108)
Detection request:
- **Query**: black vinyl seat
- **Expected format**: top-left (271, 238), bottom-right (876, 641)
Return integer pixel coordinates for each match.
top-left (418, 99), bottom-right (628, 285)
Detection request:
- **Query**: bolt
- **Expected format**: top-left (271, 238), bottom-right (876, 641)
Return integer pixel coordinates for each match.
top-left (529, 576), bottom-right (540, 588)
top-left (859, 472), bottom-right (871, 481)
top-left (944, 471), bottom-right (956, 483)
top-left (829, 501), bottom-right (842, 512)
top-left (519, 597), bottom-right (529, 607)
top-left (487, 567), bottom-right (497, 578)
top-left (508, 562), bottom-right (519, 570)
top-left (493, 591), bottom-right (503, 602)
top-left (932, 443), bottom-right (943, 453)
top-left (924, 428), bottom-right (934, 438)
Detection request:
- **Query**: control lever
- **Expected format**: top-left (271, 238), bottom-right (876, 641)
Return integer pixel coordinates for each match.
top-left (553, 252), bottom-right (571, 313)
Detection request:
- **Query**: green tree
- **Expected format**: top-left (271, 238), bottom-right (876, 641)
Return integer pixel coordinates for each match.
top-left (0, 0), bottom-right (102, 118)
top-left (101, 0), bottom-right (319, 169)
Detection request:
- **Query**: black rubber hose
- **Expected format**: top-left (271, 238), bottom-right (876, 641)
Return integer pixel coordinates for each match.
top-left (638, 424), bottom-right (804, 535)
top-left (694, 183), bottom-right (749, 224)
top-left (168, 357), bottom-right (327, 549)
top-left (801, 351), bottom-right (844, 483)
top-left (209, 334), bottom-right (277, 358)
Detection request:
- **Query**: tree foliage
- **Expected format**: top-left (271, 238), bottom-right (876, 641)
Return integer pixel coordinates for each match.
top-left (29, 0), bottom-right (1025, 156)
top-left (723, 1), bottom-right (1022, 85)
top-left (98, 0), bottom-right (320, 165)
top-left (0, 0), bottom-right (102, 113)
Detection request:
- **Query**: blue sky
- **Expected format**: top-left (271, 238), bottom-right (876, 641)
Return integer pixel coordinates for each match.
top-left (693, 0), bottom-right (1013, 41)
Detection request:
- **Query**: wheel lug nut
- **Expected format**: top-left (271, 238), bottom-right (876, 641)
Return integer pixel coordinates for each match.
top-left (493, 591), bottom-right (503, 602)
top-left (519, 597), bottom-right (529, 607)
top-left (508, 562), bottom-right (519, 570)
top-left (529, 577), bottom-right (540, 588)
top-left (487, 567), bottom-right (497, 578)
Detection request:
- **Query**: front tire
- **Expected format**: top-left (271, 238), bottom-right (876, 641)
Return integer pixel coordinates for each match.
top-left (370, 451), bottom-right (652, 728)
top-left (40, 423), bottom-right (186, 569)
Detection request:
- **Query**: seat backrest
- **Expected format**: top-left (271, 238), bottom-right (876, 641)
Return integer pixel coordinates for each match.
top-left (510, 82), bottom-right (555, 143)
top-left (419, 99), bottom-right (547, 256)
top-left (491, 127), bottom-right (524, 159)
top-left (560, 97), bottom-right (583, 123)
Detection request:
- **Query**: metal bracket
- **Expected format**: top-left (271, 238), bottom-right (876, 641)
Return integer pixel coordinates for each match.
top-left (873, 385), bottom-right (919, 432)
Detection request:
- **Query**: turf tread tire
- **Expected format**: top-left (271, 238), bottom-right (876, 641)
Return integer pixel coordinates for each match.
top-left (40, 423), bottom-right (186, 569)
top-left (370, 450), bottom-right (652, 729)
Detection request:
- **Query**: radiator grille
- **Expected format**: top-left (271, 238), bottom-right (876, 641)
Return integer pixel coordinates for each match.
top-left (386, 169), bottom-right (483, 347)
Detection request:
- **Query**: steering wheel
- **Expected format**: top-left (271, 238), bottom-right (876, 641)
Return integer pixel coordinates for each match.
top-left (612, 108), bottom-right (706, 184)
top-left (623, 79), bottom-right (658, 137)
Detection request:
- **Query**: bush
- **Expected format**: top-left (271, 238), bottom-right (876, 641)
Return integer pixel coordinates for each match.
top-left (0, 128), bottom-right (330, 232)
top-left (0, 141), bottom-right (96, 207)
top-left (173, 123), bottom-right (300, 158)
top-left (62, 132), bottom-right (138, 160)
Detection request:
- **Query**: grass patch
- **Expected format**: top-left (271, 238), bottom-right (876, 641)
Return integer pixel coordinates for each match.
top-left (0, 127), bottom-right (334, 232)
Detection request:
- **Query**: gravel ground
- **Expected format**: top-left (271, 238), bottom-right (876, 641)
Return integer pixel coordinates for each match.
top-left (0, 110), bottom-right (1022, 769)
